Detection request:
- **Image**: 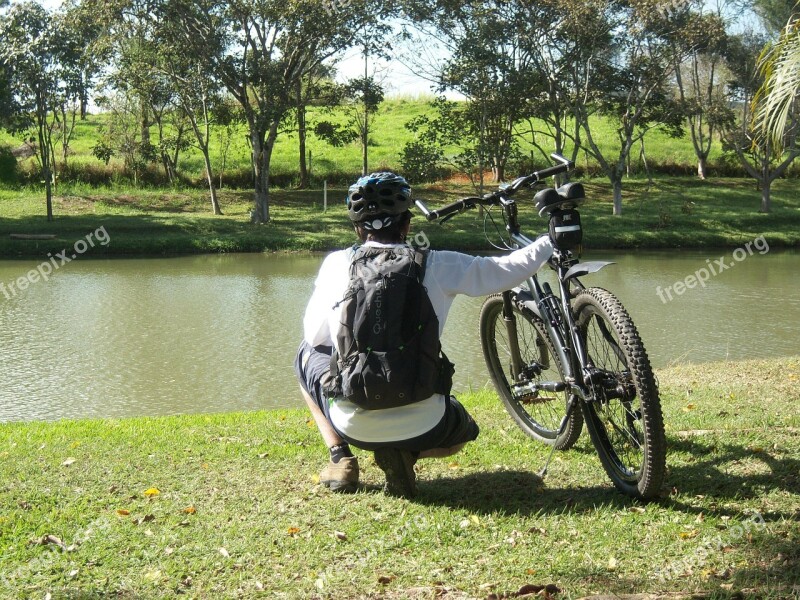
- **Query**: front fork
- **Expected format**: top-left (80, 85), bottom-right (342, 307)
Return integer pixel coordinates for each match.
top-left (501, 290), bottom-right (524, 381)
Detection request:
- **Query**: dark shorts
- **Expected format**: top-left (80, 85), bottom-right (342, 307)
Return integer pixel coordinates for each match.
top-left (294, 341), bottom-right (479, 452)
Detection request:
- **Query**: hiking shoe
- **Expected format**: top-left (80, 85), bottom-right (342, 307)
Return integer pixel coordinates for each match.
top-left (320, 456), bottom-right (359, 493)
top-left (374, 448), bottom-right (417, 498)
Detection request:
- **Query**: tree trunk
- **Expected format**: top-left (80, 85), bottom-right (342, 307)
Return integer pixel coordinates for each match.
top-left (697, 156), bottom-right (708, 179)
top-left (251, 129), bottom-right (267, 223)
top-left (45, 168), bottom-right (53, 221)
top-left (250, 122), bottom-right (278, 223)
top-left (612, 178), bottom-right (623, 216)
top-left (141, 105), bottom-right (151, 147)
top-left (362, 111), bottom-right (368, 176)
top-left (297, 80), bottom-right (309, 189)
top-left (492, 164), bottom-right (504, 183)
top-left (202, 147), bottom-right (222, 215)
top-left (760, 175), bottom-right (771, 213)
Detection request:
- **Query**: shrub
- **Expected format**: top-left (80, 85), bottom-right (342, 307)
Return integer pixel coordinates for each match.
top-left (0, 145), bottom-right (18, 185)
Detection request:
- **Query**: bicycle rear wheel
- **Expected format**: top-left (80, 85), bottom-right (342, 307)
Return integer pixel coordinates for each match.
top-left (573, 287), bottom-right (666, 499)
top-left (480, 293), bottom-right (582, 449)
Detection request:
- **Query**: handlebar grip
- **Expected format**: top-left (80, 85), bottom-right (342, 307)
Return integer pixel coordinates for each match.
top-left (414, 199), bottom-right (438, 221)
top-left (534, 160), bottom-right (574, 181)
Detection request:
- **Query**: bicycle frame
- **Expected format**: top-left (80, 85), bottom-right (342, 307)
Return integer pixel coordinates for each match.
top-left (507, 231), bottom-right (590, 405)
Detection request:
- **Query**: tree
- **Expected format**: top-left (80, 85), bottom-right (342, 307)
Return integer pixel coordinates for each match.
top-left (722, 31), bottom-right (798, 212)
top-left (348, 76), bottom-right (385, 176)
top-left (106, 12), bottom-right (185, 183)
top-left (403, 0), bottom-right (546, 183)
top-left (158, 49), bottom-right (227, 214)
top-left (668, 7), bottom-right (734, 178)
top-left (0, 2), bottom-right (83, 220)
top-left (162, 0), bottom-right (377, 223)
top-left (61, 0), bottom-right (104, 121)
top-left (507, 0), bottom-right (608, 170)
top-left (0, 0), bottom-right (14, 129)
top-left (401, 96), bottom-right (491, 186)
top-left (92, 91), bottom-right (157, 186)
top-left (571, 0), bottom-right (687, 215)
top-left (314, 76), bottom-right (384, 176)
top-left (750, 0), bottom-right (797, 34)
top-left (292, 63), bottom-right (338, 188)
top-left (132, 9), bottom-right (229, 213)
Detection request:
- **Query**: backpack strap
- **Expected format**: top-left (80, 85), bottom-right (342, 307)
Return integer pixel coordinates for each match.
top-left (414, 248), bottom-right (429, 284)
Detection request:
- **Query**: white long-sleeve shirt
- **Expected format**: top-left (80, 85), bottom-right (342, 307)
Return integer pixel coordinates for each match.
top-left (302, 236), bottom-right (554, 443)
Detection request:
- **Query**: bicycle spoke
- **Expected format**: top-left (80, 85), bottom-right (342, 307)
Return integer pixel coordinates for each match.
top-left (583, 313), bottom-right (645, 475)
top-left (482, 293), bottom-right (584, 451)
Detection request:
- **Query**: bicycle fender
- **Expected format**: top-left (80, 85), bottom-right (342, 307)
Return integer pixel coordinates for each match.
top-left (511, 287), bottom-right (544, 320)
top-left (564, 261), bottom-right (614, 281)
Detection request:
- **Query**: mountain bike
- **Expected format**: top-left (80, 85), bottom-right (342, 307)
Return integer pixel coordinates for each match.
top-left (415, 155), bottom-right (666, 499)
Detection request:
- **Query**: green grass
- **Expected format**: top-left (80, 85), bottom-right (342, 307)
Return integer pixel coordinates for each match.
top-left (0, 176), bottom-right (798, 258)
top-left (1, 357), bottom-right (798, 598)
top-left (2, 98), bottom-right (794, 187)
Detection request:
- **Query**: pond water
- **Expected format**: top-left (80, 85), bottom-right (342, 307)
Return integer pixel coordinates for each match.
top-left (1, 249), bottom-right (797, 421)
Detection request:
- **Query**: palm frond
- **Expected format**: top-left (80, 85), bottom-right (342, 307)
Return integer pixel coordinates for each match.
top-left (754, 14), bottom-right (800, 151)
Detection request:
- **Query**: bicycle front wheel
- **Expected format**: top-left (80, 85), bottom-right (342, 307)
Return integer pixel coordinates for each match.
top-left (573, 287), bottom-right (666, 499)
top-left (480, 293), bottom-right (582, 450)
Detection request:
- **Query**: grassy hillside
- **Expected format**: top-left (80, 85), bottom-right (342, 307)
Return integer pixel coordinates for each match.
top-left (0, 98), bottom-right (768, 188)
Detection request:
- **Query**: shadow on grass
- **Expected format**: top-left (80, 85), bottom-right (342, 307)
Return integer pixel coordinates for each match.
top-left (662, 435), bottom-right (800, 522)
top-left (413, 469), bottom-right (627, 516)
top-left (408, 434), bottom-right (799, 596)
top-left (412, 434), bottom-right (799, 523)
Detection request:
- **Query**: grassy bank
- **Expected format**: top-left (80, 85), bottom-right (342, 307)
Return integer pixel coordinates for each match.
top-left (1, 176), bottom-right (799, 258)
top-left (1, 358), bottom-right (798, 598)
top-left (0, 99), bottom-right (759, 187)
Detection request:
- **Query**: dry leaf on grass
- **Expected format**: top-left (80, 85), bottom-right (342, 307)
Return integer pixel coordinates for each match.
top-left (38, 534), bottom-right (67, 551)
top-left (143, 487), bottom-right (160, 498)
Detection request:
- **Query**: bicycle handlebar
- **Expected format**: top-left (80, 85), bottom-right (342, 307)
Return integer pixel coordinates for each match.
top-left (416, 153), bottom-right (574, 222)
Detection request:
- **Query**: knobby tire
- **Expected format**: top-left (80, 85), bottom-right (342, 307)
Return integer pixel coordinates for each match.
top-left (573, 287), bottom-right (666, 499)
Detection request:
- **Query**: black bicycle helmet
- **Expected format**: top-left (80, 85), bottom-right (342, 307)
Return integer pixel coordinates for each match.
top-left (346, 172), bottom-right (413, 230)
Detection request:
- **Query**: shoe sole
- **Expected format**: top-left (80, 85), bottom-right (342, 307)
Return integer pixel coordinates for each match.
top-left (374, 448), bottom-right (416, 498)
top-left (321, 479), bottom-right (358, 493)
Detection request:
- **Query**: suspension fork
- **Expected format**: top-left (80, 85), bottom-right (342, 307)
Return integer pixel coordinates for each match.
top-left (501, 290), bottom-right (523, 381)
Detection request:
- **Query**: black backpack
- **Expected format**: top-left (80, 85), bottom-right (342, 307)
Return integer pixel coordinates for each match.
top-left (324, 245), bottom-right (454, 410)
